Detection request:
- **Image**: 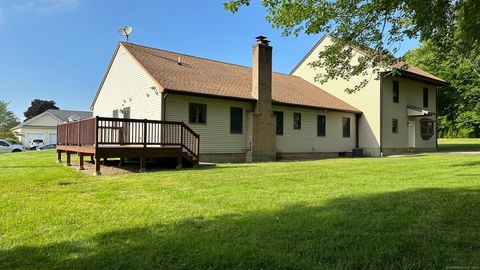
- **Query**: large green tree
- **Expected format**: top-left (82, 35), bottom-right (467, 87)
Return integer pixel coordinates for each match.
top-left (404, 41), bottom-right (480, 138)
top-left (24, 99), bottom-right (59, 120)
top-left (225, 0), bottom-right (480, 92)
top-left (0, 101), bottom-right (20, 142)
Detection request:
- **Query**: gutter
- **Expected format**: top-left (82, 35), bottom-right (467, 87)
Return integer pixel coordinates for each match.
top-left (379, 77), bottom-right (384, 157)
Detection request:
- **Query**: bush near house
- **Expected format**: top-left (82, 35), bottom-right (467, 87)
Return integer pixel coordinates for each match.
top-left (0, 151), bottom-right (479, 269)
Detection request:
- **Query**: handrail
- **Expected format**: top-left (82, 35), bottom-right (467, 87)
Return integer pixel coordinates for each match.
top-left (57, 117), bottom-right (200, 161)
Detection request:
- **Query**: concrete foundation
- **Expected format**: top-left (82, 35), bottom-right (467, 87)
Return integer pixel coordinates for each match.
top-left (382, 148), bottom-right (437, 156)
top-left (200, 153), bottom-right (247, 163)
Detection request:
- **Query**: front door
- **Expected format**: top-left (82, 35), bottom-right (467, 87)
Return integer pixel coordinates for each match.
top-left (408, 121), bottom-right (416, 148)
top-left (122, 107), bottom-right (130, 144)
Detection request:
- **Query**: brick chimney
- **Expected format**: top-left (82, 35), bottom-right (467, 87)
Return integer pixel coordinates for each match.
top-left (246, 36), bottom-right (277, 162)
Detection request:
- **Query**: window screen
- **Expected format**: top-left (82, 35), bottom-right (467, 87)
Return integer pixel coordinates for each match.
top-left (274, 111), bottom-right (284, 135)
top-left (293, 113), bottom-right (301, 130)
top-left (342, 117), bottom-right (351, 138)
top-left (189, 103), bottom-right (207, 124)
top-left (230, 107), bottom-right (243, 134)
top-left (317, 115), bottom-right (326, 137)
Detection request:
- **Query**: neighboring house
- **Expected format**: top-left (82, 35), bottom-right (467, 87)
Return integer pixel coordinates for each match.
top-left (291, 35), bottom-right (446, 156)
top-left (11, 109), bottom-right (92, 146)
top-left (91, 37), bottom-right (361, 162)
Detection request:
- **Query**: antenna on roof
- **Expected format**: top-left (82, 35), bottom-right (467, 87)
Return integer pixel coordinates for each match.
top-left (118, 26), bottom-right (133, 43)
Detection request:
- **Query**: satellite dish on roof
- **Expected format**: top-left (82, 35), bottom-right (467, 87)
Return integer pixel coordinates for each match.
top-left (119, 26), bottom-right (133, 42)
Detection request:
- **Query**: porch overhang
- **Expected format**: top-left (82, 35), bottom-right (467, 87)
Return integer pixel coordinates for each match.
top-left (407, 106), bottom-right (436, 117)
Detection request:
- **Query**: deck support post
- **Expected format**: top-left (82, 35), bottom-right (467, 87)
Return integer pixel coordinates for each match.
top-left (57, 151), bottom-right (62, 163)
top-left (103, 157), bottom-right (108, 165)
top-left (119, 158), bottom-right (124, 167)
top-left (66, 152), bottom-right (72, 166)
top-left (94, 156), bottom-right (101, 176)
top-left (89, 155), bottom-right (94, 164)
top-left (176, 155), bottom-right (182, 169)
top-left (139, 157), bottom-right (146, 173)
top-left (78, 154), bottom-right (85, 171)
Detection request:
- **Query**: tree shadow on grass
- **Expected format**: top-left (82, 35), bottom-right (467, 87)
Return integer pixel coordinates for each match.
top-left (450, 161), bottom-right (480, 167)
top-left (1, 188), bottom-right (479, 269)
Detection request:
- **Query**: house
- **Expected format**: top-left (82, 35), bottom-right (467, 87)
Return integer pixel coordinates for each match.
top-left (291, 35), bottom-right (446, 156)
top-left (11, 109), bottom-right (92, 146)
top-left (90, 36), bottom-right (362, 163)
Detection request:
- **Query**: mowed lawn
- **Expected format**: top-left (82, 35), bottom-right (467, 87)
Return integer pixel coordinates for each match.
top-left (438, 138), bottom-right (480, 151)
top-left (1, 150), bottom-right (479, 269)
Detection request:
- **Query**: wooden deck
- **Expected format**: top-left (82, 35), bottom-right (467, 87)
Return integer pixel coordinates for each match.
top-left (56, 117), bottom-right (200, 175)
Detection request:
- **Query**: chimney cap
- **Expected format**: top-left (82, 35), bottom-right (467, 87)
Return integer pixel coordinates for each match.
top-left (255, 35), bottom-right (270, 45)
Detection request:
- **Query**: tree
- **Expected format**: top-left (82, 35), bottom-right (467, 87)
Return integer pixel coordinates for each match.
top-left (404, 40), bottom-right (480, 137)
top-left (24, 99), bottom-right (59, 120)
top-left (0, 101), bottom-right (20, 141)
top-left (224, 0), bottom-right (480, 92)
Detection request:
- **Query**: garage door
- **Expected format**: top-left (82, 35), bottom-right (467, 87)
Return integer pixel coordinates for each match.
top-left (26, 133), bottom-right (43, 144)
top-left (48, 134), bottom-right (57, 144)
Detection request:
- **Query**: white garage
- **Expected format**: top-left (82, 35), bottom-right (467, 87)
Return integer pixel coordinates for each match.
top-left (26, 133), bottom-right (44, 144)
top-left (48, 134), bottom-right (57, 144)
top-left (10, 109), bottom-right (93, 147)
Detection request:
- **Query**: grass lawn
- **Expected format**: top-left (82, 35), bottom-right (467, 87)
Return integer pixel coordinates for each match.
top-left (438, 138), bottom-right (480, 151)
top-left (1, 151), bottom-right (479, 269)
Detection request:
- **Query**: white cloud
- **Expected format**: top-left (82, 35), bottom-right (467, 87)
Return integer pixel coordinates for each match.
top-left (14, 0), bottom-right (79, 12)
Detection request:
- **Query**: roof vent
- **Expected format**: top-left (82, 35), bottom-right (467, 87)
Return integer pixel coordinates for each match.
top-left (255, 36), bottom-right (270, 45)
top-left (177, 56), bottom-right (182, 65)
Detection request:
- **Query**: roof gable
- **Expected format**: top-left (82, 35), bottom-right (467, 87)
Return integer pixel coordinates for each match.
top-left (11, 109), bottom-right (92, 130)
top-left (291, 34), bottom-right (445, 85)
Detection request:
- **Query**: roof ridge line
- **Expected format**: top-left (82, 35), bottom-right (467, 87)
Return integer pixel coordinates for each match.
top-left (122, 42), bottom-right (294, 77)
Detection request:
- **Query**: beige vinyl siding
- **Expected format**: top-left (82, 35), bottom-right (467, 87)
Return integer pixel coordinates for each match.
top-left (292, 36), bottom-right (381, 156)
top-left (29, 114), bottom-right (61, 126)
top-left (165, 93), bottom-right (253, 154)
top-left (92, 45), bottom-right (163, 120)
top-left (381, 77), bottom-right (437, 149)
top-left (273, 105), bottom-right (357, 153)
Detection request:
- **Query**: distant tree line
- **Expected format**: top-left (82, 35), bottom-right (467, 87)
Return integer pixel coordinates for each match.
top-left (404, 41), bottom-right (480, 138)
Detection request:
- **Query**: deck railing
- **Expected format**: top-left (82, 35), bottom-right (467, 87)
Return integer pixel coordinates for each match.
top-left (57, 117), bottom-right (200, 159)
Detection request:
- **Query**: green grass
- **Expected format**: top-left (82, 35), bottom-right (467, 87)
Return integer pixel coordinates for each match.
top-left (1, 151), bottom-right (479, 269)
top-left (438, 138), bottom-right (480, 151)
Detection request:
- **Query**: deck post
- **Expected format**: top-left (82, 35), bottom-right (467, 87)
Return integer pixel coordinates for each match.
top-left (139, 157), bottom-right (146, 172)
top-left (66, 152), bottom-right (72, 166)
top-left (94, 155), bottom-right (101, 176)
top-left (176, 155), bottom-right (182, 169)
top-left (103, 158), bottom-right (108, 165)
top-left (57, 151), bottom-right (62, 163)
top-left (78, 154), bottom-right (85, 171)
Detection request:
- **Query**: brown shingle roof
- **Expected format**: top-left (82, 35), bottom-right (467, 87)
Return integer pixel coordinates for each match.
top-left (121, 42), bottom-right (360, 113)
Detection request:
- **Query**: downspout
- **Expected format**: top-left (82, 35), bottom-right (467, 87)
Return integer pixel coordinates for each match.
top-left (355, 113), bottom-right (361, 149)
top-left (379, 77), bottom-right (384, 157)
top-left (161, 92), bottom-right (168, 121)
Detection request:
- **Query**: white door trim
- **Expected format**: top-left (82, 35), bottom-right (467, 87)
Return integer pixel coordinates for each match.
top-left (408, 121), bottom-right (416, 148)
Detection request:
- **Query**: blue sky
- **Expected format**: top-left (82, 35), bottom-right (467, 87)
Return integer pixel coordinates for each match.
top-left (0, 0), bottom-right (419, 120)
